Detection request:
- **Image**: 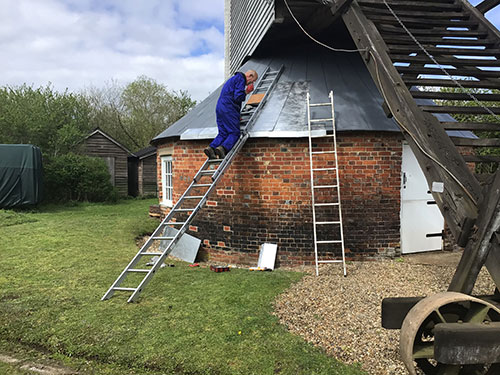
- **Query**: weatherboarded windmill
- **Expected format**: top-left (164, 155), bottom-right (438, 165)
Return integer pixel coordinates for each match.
top-left (105, 1), bottom-right (500, 372)
top-left (150, 0), bottom-right (474, 266)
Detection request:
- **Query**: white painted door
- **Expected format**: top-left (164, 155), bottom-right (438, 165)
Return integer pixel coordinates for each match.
top-left (401, 143), bottom-right (444, 254)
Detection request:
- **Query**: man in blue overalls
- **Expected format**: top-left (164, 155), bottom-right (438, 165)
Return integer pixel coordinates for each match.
top-left (204, 69), bottom-right (258, 160)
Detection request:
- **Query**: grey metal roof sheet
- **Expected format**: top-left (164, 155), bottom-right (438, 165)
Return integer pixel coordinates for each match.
top-left (133, 145), bottom-right (156, 159)
top-left (152, 42), bottom-right (473, 143)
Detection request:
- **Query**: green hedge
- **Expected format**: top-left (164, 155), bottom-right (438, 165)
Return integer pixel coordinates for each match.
top-left (44, 153), bottom-right (118, 202)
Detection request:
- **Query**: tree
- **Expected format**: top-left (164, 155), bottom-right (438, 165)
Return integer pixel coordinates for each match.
top-left (85, 76), bottom-right (196, 152)
top-left (0, 84), bottom-right (93, 159)
top-left (440, 86), bottom-right (500, 173)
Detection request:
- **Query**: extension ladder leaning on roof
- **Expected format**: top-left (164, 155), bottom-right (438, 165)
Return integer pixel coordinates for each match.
top-left (102, 65), bottom-right (284, 303)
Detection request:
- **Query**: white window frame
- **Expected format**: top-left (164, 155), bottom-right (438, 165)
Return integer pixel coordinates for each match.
top-left (161, 155), bottom-right (173, 207)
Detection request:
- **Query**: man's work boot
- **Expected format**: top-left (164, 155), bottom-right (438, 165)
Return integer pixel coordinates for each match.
top-left (215, 146), bottom-right (227, 159)
top-left (204, 147), bottom-right (216, 159)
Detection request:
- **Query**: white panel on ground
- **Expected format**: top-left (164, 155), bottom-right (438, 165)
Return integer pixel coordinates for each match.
top-left (159, 226), bottom-right (201, 263)
top-left (401, 143), bottom-right (444, 254)
top-left (257, 243), bottom-right (278, 270)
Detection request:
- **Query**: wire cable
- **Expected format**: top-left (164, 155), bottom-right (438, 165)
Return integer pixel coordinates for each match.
top-left (283, 0), bottom-right (368, 53)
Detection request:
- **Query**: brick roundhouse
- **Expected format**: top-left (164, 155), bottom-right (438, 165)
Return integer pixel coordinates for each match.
top-left (150, 11), bottom-right (472, 267)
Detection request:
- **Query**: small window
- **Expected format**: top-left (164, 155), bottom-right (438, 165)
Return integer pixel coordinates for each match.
top-left (161, 155), bottom-right (173, 207)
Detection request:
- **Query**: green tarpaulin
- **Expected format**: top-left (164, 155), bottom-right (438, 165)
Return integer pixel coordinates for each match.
top-left (0, 144), bottom-right (43, 208)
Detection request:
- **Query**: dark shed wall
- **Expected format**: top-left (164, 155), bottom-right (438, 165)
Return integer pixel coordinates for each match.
top-left (139, 155), bottom-right (157, 196)
top-left (83, 133), bottom-right (129, 195)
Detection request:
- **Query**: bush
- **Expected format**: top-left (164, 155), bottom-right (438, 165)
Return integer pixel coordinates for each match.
top-left (44, 153), bottom-right (118, 202)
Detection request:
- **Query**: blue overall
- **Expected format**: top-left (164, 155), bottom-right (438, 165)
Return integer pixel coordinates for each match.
top-left (209, 72), bottom-right (247, 152)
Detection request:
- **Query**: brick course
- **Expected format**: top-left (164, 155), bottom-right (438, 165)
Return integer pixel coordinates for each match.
top-left (154, 132), bottom-right (403, 266)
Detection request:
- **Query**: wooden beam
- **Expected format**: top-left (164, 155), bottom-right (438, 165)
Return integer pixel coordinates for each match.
top-left (358, 0), bottom-right (461, 12)
top-left (460, 0), bottom-right (500, 42)
top-left (476, 0), bottom-right (500, 14)
top-left (380, 25), bottom-right (488, 37)
top-left (485, 233), bottom-right (500, 291)
top-left (398, 66), bottom-right (500, 79)
top-left (329, 0), bottom-right (354, 21)
top-left (385, 36), bottom-right (497, 47)
top-left (412, 92), bottom-right (500, 102)
top-left (465, 155), bottom-right (500, 163)
top-left (441, 122), bottom-right (500, 131)
top-left (388, 45), bottom-right (500, 56)
top-left (341, 2), bottom-right (481, 242)
top-left (449, 170), bottom-right (500, 293)
top-left (362, 8), bottom-right (468, 20)
top-left (390, 54), bottom-right (500, 67)
top-left (451, 137), bottom-right (500, 147)
top-left (421, 105), bottom-right (500, 115)
top-left (402, 78), bottom-right (500, 90)
top-left (369, 15), bottom-right (477, 27)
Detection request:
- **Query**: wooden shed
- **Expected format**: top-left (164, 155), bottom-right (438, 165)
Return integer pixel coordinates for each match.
top-left (82, 128), bottom-right (134, 196)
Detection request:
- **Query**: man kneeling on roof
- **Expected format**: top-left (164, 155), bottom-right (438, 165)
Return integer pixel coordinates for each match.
top-left (204, 69), bottom-right (258, 160)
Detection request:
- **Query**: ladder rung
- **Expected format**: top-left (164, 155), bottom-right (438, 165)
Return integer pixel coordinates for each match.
top-left (316, 221), bottom-right (341, 225)
top-left (309, 103), bottom-right (331, 107)
top-left (313, 185), bottom-right (338, 189)
top-left (316, 240), bottom-right (343, 244)
top-left (310, 118), bottom-right (334, 123)
top-left (318, 260), bottom-right (343, 264)
top-left (311, 151), bottom-right (336, 154)
top-left (312, 167), bottom-right (337, 171)
top-left (314, 203), bottom-right (340, 206)
top-left (102, 65), bottom-right (285, 302)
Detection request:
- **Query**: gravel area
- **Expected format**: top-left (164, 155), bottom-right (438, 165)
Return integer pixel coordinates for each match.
top-left (273, 257), bottom-right (496, 375)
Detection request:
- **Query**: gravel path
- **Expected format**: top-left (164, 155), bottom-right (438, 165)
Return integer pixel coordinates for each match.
top-left (273, 257), bottom-right (496, 375)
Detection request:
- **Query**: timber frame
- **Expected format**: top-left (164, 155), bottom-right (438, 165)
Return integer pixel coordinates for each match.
top-left (321, 0), bottom-right (500, 370)
top-left (326, 0), bottom-right (500, 293)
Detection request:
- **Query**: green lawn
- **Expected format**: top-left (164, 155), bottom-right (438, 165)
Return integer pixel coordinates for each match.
top-left (0, 199), bottom-right (365, 375)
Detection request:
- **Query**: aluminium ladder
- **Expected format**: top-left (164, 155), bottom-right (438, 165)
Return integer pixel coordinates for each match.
top-left (306, 91), bottom-right (346, 277)
top-left (102, 65), bottom-right (283, 302)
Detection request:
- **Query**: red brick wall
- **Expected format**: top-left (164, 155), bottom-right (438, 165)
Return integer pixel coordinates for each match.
top-left (155, 132), bottom-right (403, 266)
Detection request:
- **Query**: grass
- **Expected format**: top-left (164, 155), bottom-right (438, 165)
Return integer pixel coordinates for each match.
top-left (0, 199), bottom-right (365, 374)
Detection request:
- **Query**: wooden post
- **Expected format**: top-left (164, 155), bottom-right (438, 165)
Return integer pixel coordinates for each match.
top-left (475, 0), bottom-right (500, 14)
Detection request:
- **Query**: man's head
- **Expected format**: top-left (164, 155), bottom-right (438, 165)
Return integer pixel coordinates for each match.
top-left (245, 70), bottom-right (258, 84)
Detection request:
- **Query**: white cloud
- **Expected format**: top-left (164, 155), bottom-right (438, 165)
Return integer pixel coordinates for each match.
top-left (0, 0), bottom-right (224, 101)
top-left (5, 0), bottom-right (498, 104)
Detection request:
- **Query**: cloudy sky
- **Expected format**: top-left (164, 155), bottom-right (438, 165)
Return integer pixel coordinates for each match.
top-left (0, 0), bottom-right (225, 101)
top-left (1, 0), bottom-right (500, 102)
